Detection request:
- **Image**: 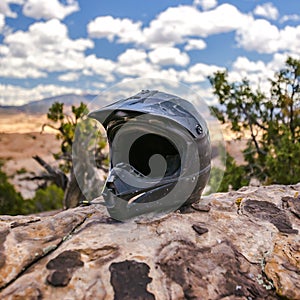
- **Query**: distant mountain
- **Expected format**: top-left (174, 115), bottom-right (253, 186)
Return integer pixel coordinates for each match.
top-left (0, 93), bottom-right (98, 114)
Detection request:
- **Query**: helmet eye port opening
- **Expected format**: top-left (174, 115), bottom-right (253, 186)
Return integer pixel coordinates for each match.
top-left (128, 133), bottom-right (181, 178)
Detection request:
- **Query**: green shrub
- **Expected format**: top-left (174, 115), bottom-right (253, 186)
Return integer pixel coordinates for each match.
top-left (208, 153), bottom-right (250, 193)
top-left (0, 162), bottom-right (25, 215)
top-left (0, 161), bottom-right (64, 215)
top-left (29, 184), bottom-right (64, 213)
top-left (16, 167), bottom-right (27, 175)
top-left (209, 57), bottom-right (300, 189)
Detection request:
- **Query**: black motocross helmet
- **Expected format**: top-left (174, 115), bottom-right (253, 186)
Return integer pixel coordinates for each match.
top-left (88, 90), bottom-right (211, 221)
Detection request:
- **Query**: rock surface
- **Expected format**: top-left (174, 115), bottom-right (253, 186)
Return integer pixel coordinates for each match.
top-left (0, 183), bottom-right (299, 299)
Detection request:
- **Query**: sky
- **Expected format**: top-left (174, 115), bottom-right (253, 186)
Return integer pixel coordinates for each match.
top-left (0, 0), bottom-right (300, 105)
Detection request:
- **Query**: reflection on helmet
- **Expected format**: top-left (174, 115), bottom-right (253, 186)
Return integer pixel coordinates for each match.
top-left (88, 90), bottom-right (211, 221)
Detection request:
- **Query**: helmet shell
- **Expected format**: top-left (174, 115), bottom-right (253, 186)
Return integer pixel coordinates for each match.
top-left (88, 90), bottom-right (211, 220)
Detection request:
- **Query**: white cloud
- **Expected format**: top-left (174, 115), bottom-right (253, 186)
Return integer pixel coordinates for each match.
top-left (280, 14), bottom-right (300, 24)
top-left (115, 53), bottom-right (222, 84)
top-left (0, 19), bottom-right (94, 78)
top-left (233, 56), bottom-right (266, 73)
top-left (228, 54), bottom-right (296, 95)
top-left (194, 0), bottom-right (217, 11)
top-left (278, 25), bottom-right (300, 55)
top-left (0, 61), bottom-right (47, 78)
top-left (180, 62), bottom-right (224, 83)
top-left (253, 2), bottom-right (279, 20)
top-left (116, 61), bottom-right (158, 77)
top-left (143, 4), bottom-right (251, 47)
top-left (267, 52), bottom-right (291, 70)
top-left (148, 47), bottom-right (190, 66)
top-left (184, 39), bottom-right (207, 51)
top-left (0, 83), bottom-right (83, 106)
top-left (58, 72), bottom-right (80, 82)
top-left (86, 4), bottom-right (300, 61)
top-left (5, 19), bottom-right (93, 53)
top-left (0, 45), bottom-right (9, 55)
top-left (236, 19), bottom-right (280, 53)
top-left (0, 14), bottom-right (5, 32)
top-left (0, 0), bottom-right (78, 20)
top-left (145, 68), bottom-right (182, 82)
top-left (87, 16), bottom-right (143, 43)
top-left (230, 56), bottom-right (272, 92)
top-left (113, 78), bottom-right (183, 101)
top-left (0, 0), bottom-right (24, 18)
top-left (92, 82), bottom-right (107, 90)
top-left (2, 2), bottom-right (300, 107)
top-left (117, 68), bottom-right (181, 82)
top-left (87, 4), bottom-right (251, 49)
top-left (118, 49), bottom-right (147, 65)
top-left (22, 0), bottom-right (79, 20)
top-left (85, 54), bottom-right (116, 81)
top-left (236, 18), bottom-right (300, 55)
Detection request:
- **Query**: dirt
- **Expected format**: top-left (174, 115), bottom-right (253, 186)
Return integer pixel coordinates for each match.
top-left (0, 112), bottom-right (56, 134)
top-left (0, 112), bottom-right (59, 175)
top-left (0, 132), bottom-right (60, 198)
top-left (0, 113), bottom-right (61, 198)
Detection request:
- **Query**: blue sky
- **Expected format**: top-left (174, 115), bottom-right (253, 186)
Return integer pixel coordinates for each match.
top-left (0, 0), bottom-right (300, 105)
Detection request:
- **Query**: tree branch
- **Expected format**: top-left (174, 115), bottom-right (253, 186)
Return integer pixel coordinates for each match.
top-left (32, 155), bottom-right (68, 190)
top-left (41, 123), bottom-right (60, 134)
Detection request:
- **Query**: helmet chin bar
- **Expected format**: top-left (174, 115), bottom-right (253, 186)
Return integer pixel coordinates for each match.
top-left (103, 162), bottom-right (180, 202)
top-left (103, 162), bottom-right (211, 204)
top-left (102, 163), bottom-right (211, 221)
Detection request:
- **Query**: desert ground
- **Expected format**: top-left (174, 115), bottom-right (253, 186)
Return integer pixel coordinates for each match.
top-left (0, 132), bottom-right (60, 198)
top-left (0, 112), bottom-right (60, 198)
top-left (0, 112), bottom-right (246, 198)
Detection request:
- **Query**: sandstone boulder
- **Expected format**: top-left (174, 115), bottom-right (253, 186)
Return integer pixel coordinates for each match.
top-left (0, 183), bottom-right (299, 299)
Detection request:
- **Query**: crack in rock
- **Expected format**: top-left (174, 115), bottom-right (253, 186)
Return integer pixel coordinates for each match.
top-left (0, 211), bottom-right (90, 291)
